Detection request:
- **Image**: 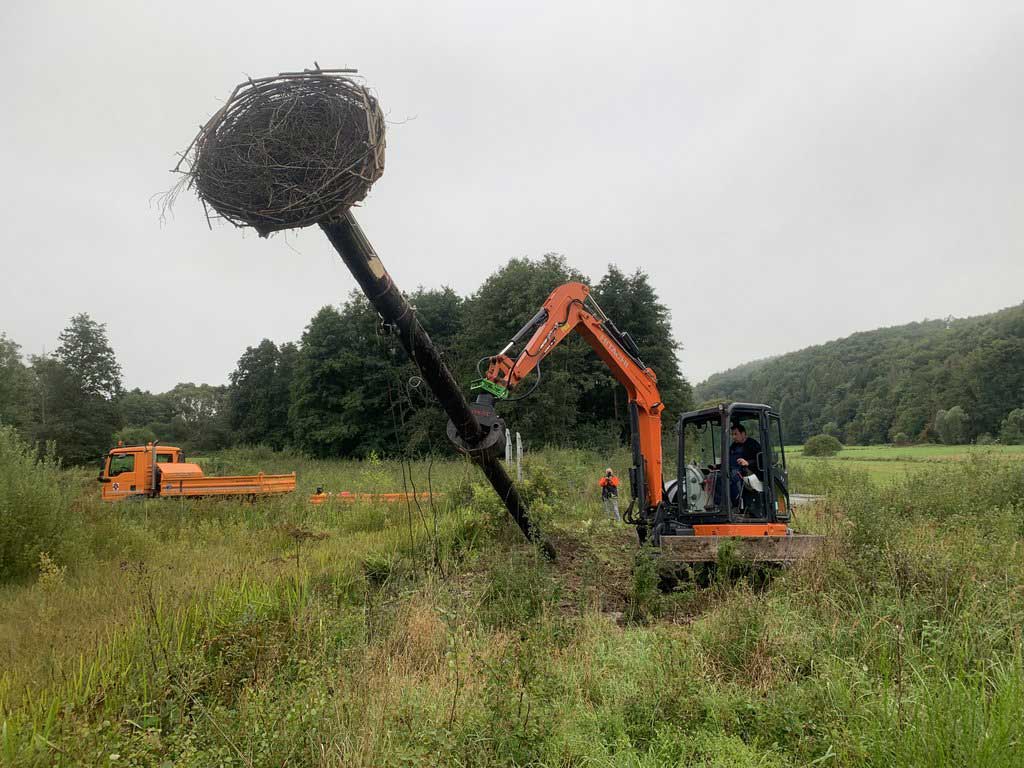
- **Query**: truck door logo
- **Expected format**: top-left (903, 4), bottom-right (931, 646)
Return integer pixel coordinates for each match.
top-left (112, 482), bottom-right (120, 491)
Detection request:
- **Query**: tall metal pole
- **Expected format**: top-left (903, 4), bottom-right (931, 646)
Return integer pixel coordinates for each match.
top-left (320, 212), bottom-right (553, 558)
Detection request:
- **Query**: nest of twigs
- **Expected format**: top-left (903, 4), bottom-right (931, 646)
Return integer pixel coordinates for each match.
top-left (174, 67), bottom-right (385, 236)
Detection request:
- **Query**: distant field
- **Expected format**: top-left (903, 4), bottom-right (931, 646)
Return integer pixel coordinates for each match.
top-left (787, 443), bottom-right (1024, 483)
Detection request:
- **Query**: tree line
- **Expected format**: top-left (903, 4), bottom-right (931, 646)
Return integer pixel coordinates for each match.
top-left (696, 302), bottom-right (1024, 445)
top-left (0, 255), bottom-right (692, 465)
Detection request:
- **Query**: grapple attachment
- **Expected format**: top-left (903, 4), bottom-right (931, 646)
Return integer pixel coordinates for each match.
top-left (447, 394), bottom-right (506, 460)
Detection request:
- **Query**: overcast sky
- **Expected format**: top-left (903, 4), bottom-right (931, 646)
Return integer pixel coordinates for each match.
top-left (2, 1), bottom-right (1022, 393)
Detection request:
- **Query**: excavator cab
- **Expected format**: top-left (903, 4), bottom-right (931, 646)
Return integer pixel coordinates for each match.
top-left (661, 402), bottom-right (791, 538)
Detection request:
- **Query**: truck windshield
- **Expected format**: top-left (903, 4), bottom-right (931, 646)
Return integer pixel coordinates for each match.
top-left (109, 454), bottom-right (134, 476)
top-left (156, 453), bottom-right (174, 463)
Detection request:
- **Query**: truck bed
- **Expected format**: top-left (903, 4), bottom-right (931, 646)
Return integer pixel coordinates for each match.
top-left (157, 464), bottom-right (296, 498)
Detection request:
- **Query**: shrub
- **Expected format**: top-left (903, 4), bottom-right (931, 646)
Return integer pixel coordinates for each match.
top-left (625, 547), bottom-right (661, 623)
top-left (113, 425), bottom-right (157, 446)
top-left (362, 552), bottom-right (399, 588)
top-left (935, 405), bottom-right (970, 444)
top-left (802, 434), bottom-right (843, 457)
top-left (1000, 408), bottom-right (1024, 444)
top-left (891, 431), bottom-right (912, 446)
top-left (788, 458), bottom-right (866, 495)
top-left (0, 426), bottom-right (79, 582)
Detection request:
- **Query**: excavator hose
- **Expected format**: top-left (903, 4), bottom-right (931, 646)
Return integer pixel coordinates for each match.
top-left (622, 497), bottom-right (638, 525)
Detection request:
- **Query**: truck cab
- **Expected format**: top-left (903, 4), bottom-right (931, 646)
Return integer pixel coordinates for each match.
top-left (97, 442), bottom-right (192, 501)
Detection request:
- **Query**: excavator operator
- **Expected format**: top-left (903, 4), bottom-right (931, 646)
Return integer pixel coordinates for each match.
top-left (728, 423), bottom-right (762, 506)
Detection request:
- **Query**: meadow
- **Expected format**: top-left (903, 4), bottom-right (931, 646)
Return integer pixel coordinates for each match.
top-left (2, 428), bottom-right (1023, 767)
top-left (787, 442), bottom-right (1024, 483)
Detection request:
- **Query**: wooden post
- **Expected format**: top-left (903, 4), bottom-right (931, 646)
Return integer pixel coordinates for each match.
top-left (319, 212), bottom-right (553, 558)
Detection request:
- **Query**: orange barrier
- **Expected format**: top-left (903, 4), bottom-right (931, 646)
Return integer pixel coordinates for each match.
top-left (309, 491), bottom-right (442, 505)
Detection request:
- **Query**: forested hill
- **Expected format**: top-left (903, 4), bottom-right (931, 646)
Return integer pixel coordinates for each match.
top-left (695, 303), bottom-right (1024, 444)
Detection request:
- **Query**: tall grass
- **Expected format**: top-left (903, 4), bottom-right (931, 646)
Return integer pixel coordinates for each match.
top-left (1, 445), bottom-right (1022, 765)
top-left (0, 426), bottom-right (82, 582)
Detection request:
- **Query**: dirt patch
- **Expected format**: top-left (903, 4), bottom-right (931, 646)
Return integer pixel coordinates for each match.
top-left (546, 527), bottom-right (638, 616)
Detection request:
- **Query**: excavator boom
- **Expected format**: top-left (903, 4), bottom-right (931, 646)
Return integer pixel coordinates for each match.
top-left (477, 282), bottom-right (666, 511)
top-left (467, 282), bottom-right (826, 564)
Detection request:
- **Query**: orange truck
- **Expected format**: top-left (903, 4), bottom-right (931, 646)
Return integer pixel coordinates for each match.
top-left (97, 442), bottom-right (296, 502)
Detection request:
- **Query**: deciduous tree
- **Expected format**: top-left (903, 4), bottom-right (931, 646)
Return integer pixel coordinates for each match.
top-left (290, 300), bottom-right (390, 457)
top-left (458, 255), bottom-right (592, 445)
top-left (935, 406), bottom-right (970, 445)
top-left (55, 314), bottom-right (122, 399)
top-left (1000, 408), bottom-right (1024, 444)
top-left (0, 333), bottom-right (32, 430)
top-left (589, 266), bottom-right (692, 441)
top-left (30, 314), bottom-right (123, 464)
top-left (228, 340), bottom-right (294, 449)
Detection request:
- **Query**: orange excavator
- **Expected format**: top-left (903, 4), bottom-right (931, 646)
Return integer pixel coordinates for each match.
top-left (460, 282), bottom-right (822, 564)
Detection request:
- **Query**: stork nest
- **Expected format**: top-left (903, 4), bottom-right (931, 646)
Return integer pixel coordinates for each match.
top-left (174, 68), bottom-right (386, 236)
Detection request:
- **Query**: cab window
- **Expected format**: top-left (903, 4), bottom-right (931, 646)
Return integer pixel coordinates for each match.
top-left (685, 420), bottom-right (721, 467)
top-left (770, 415), bottom-right (786, 469)
top-left (730, 413), bottom-right (765, 473)
top-left (108, 453), bottom-right (135, 476)
top-left (733, 416), bottom-right (761, 442)
top-left (156, 453), bottom-right (174, 464)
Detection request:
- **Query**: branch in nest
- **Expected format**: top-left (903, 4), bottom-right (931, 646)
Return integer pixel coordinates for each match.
top-left (168, 69), bottom-right (386, 237)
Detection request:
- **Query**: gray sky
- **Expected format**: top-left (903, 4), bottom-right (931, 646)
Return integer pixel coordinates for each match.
top-left (2, 1), bottom-right (1022, 392)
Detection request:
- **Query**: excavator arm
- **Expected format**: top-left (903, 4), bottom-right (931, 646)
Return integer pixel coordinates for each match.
top-left (475, 282), bottom-right (666, 511)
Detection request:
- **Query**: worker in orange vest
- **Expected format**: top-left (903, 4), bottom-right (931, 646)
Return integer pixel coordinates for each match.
top-left (599, 468), bottom-right (621, 521)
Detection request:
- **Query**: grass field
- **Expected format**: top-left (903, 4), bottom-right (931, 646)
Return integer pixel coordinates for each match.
top-left (2, 431), bottom-right (1024, 766)
top-left (787, 443), bottom-right (1024, 483)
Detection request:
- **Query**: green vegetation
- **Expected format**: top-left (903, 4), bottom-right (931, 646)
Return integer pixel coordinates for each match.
top-left (4, 257), bottom-right (1024, 764)
top-left (935, 405), bottom-right (970, 445)
top-left (283, 257), bottom-right (691, 458)
top-left (28, 315), bottom-right (124, 465)
top-left (788, 442), bottom-right (1024, 484)
top-left (0, 426), bottom-right (80, 582)
top-left (802, 433), bottom-right (843, 457)
top-left (2, 444), bottom-right (1023, 766)
top-left (1001, 408), bottom-right (1024, 444)
top-left (0, 257), bottom-right (690, 465)
top-left (697, 302), bottom-right (1024, 445)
